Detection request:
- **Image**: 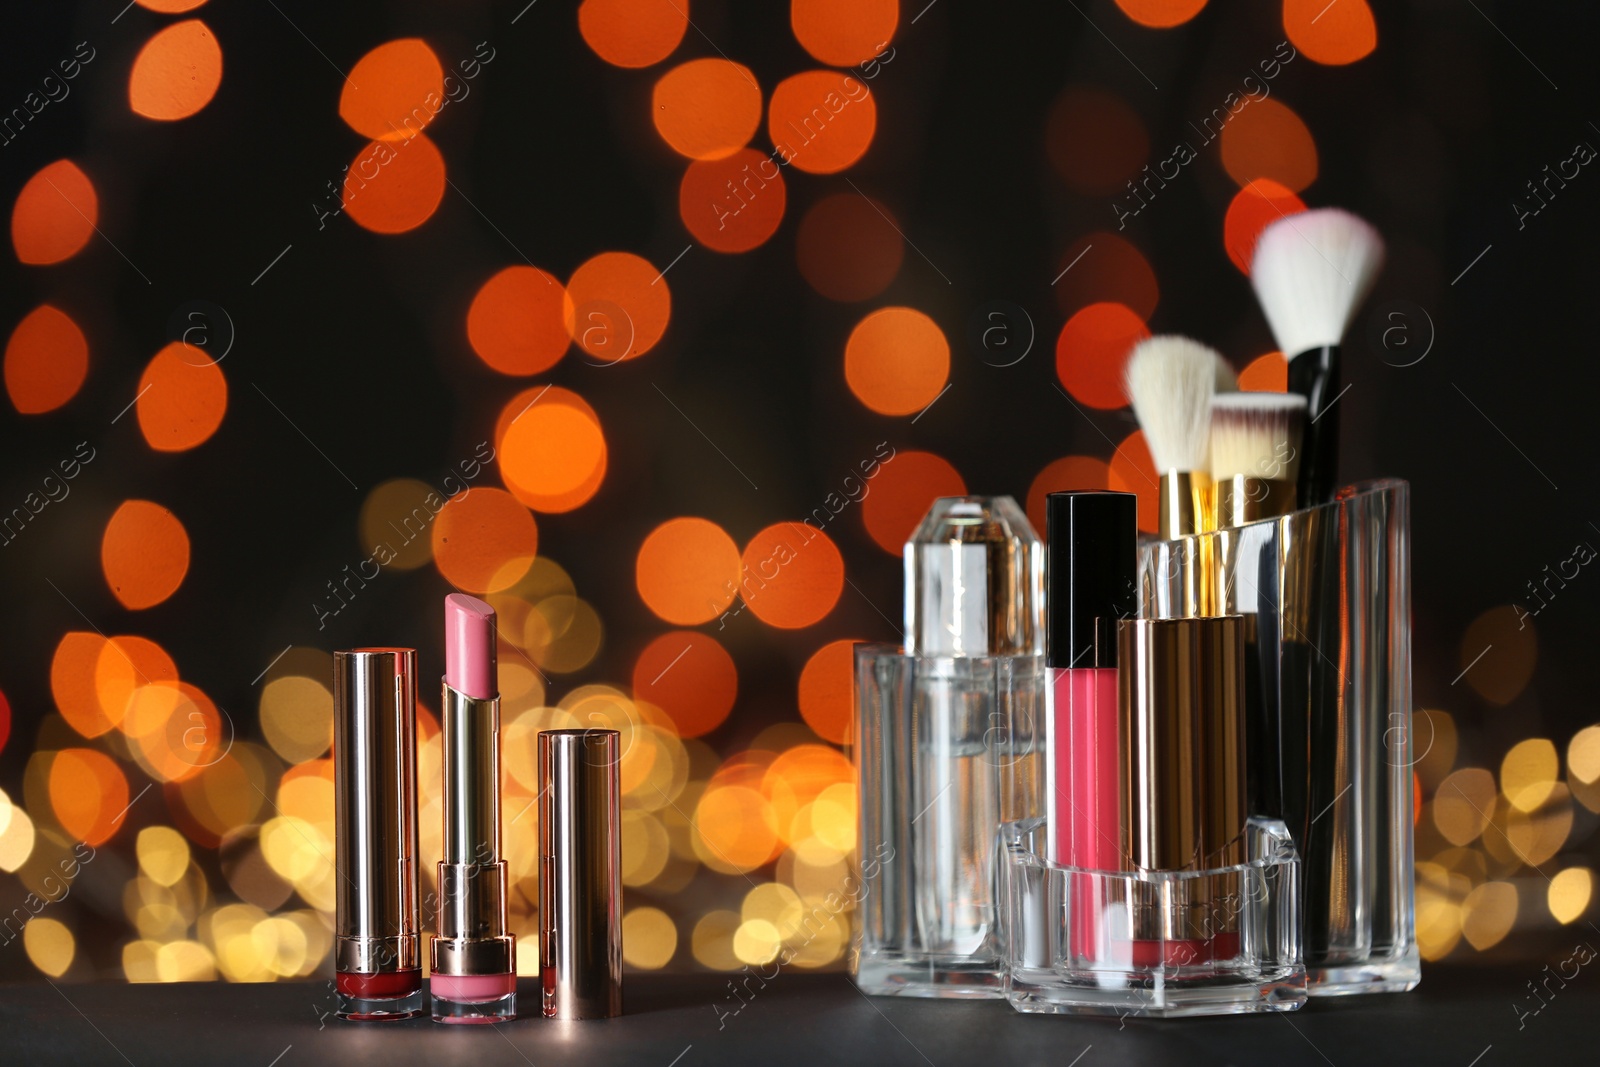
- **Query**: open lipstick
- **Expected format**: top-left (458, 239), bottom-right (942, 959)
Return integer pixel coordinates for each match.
top-left (431, 594), bottom-right (517, 1023)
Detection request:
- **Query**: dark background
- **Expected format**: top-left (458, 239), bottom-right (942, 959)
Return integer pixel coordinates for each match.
top-left (1, 0), bottom-right (1597, 981)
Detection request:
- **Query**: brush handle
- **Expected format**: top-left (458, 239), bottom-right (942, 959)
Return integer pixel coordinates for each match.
top-left (1287, 345), bottom-right (1340, 506)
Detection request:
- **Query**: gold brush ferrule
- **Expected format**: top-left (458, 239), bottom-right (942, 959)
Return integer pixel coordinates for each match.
top-left (1215, 476), bottom-right (1296, 529)
top-left (1158, 470), bottom-right (1215, 540)
top-left (432, 681), bottom-right (513, 978)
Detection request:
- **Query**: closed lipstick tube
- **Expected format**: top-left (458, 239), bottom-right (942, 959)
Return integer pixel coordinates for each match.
top-left (431, 594), bottom-right (517, 1023)
top-left (334, 648), bottom-right (423, 1021)
top-left (538, 728), bottom-right (623, 1019)
top-left (1044, 491), bottom-right (1138, 961)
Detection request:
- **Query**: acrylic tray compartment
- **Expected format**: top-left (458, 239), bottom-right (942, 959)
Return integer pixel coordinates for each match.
top-left (1000, 817), bottom-right (1305, 1018)
top-left (852, 646), bottom-right (1045, 999)
top-left (1138, 478), bottom-right (1420, 996)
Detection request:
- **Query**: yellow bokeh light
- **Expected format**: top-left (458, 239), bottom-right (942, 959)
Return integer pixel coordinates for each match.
top-left (742, 882), bottom-right (803, 939)
top-left (1434, 767), bottom-right (1495, 845)
top-left (123, 939), bottom-right (161, 982)
top-left (622, 906), bottom-right (677, 969)
top-left (0, 795), bottom-right (36, 872)
top-left (1568, 726), bottom-right (1600, 785)
top-left (810, 782), bottom-right (857, 853)
top-left (23, 917), bottom-right (74, 977)
top-left (260, 675), bottom-right (334, 764)
top-left (691, 909), bottom-right (742, 971)
top-left (620, 809), bottom-right (670, 888)
top-left (1415, 861), bottom-right (1464, 961)
top-left (732, 918), bottom-right (781, 965)
top-left (1460, 881), bottom-right (1517, 951)
top-left (156, 939), bottom-right (216, 982)
top-left (1549, 868), bottom-right (1593, 925)
top-left (137, 826), bottom-right (191, 887)
top-left (1502, 738), bottom-right (1558, 812)
top-left (1505, 784), bottom-right (1573, 868)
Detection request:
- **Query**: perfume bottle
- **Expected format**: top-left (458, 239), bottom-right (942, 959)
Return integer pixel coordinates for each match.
top-left (853, 496), bottom-right (1045, 998)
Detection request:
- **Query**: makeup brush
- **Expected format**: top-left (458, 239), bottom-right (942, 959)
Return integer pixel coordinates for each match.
top-left (1248, 208), bottom-right (1384, 507)
top-left (1210, 393), bottom-right (1308, 527)
top-left (1124, 335), bottom-right (1222, 540)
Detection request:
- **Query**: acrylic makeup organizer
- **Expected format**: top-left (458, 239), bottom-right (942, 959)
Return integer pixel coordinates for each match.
top-left (852, 649), bottom-right (1046, 998)
top-left (1138, 479), bottom-right (1420, 996)
top-left (1000, 816), bottom-right (1305, 1017)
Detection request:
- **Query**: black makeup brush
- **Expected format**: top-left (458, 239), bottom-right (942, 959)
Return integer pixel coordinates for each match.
top-left (1248, 209), bottom-right (1385, 507)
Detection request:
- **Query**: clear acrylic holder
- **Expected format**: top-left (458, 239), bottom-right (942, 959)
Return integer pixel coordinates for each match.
top-left (1000, 817), bottom-right (1305, 1017)
top-left (851, 646), bottom-right (1045, 998)
top-left (1138, 479), bottom-right (1420, 996)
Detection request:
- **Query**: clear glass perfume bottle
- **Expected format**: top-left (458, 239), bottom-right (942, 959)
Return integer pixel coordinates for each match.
top-left (852, 496), bottom-right (1045, 998)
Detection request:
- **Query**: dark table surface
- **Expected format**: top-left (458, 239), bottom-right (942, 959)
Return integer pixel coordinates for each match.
top-left (0, 966), bottom-right (1583, 1066)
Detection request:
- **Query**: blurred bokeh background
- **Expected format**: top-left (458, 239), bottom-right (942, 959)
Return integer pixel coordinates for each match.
top-left (1, 0), bottom-right (1597, 983)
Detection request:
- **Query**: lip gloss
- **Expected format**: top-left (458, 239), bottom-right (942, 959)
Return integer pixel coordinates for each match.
top-left (334, 648), bottom-right (423, 1020)
top-left (431, 594), bottom-right (517, 1023)
top-left (1044, 492), bottom-right (1138, 960)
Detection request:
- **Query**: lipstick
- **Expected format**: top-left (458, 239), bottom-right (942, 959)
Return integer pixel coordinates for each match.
top-left (334, 648), bottom-right (423, 1021)
top-left (1044, 491), bottom-right (1137, 960)
top-left (431, 594), bottom-right (517, 1023)
top-left (1118, 615), bottom-right (1247, 966)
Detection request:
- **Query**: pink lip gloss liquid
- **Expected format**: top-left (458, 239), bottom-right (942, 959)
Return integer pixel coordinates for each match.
top-left (1044, 492), bottom-right (1137, 962)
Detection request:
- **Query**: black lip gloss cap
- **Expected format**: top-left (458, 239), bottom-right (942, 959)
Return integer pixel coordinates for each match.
top-left (1045, 491), bottom-right (1139, 670)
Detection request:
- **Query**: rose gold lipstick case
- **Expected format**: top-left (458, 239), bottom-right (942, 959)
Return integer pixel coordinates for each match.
top-left (538, 728), bottom-right (623, 1019)
top-left (334, 648), bottom-right (423, 1020)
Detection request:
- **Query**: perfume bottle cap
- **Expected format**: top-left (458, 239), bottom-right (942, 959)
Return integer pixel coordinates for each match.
top-left (1045, 491), bottom-right (1138, 669)
top-left (903, 496), bottom-right (1044, 657)
top-left (1118, 616), bottom-right (1247, 871)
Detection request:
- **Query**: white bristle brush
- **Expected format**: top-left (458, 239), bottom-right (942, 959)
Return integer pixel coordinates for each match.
top-left (1248, 208), bottom-right (1385, 506)
top-left (1124, 335), bottom-right (1224, 537)
top-left (1210, 393), bottom-right (1308, 526)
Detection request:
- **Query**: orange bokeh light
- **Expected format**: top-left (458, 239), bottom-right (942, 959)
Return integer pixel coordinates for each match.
top-left (96, 636), bottom-right (180, 735)
top-left (1239, 351), bottom-right (1289, 392)
top-left (11, 159), bottom-right (97, 265)
top-left (1055, 301), bottom-right (1149, 410)
top-left (54, 633), bottom-right (114, 738)
top-left (791, 0), bottom-right (898, 67)
top-left (5, 305), bottom-right (88, 414)
top-left (1026, 456), bottom-right (1112, 534)
top-left (1220, 98), bottom-right (1318, 192)
top-left (1115, 0), bottom-right (1207, 27)
top-left (861, 450), bottom-right (966, 554)
top-left (137, 342), bottom-right (227, 452)
top-left (127, 681), bottom-right (224, 783)
top-left (343, 134), bottom-right (446, 234)
top-left (1285, 0), bottom-right (1377, 66)
top-left (431, 488), bottom-right (539, 593)
top-left (565, 251), bottom-right (672, 362)
top-left (763, 743), bottom-right (853, 842)
top-left (579, 0), bottom-right (688, 68)
top-left (102, 500), bottom-right (191, 610)
top-left (741, 523), bottom-right (844, 630)
top-left (680, 149), bottom-right (787, 253)
top-left (138, 0), bottom-right (208, 10)
top-left (340, 39), bottom-right (444, 142)
top-left (499, 389), bottom-right (608, 513)
top-left (129, 19), bottom-right (223, 121)
top-left (768, 70), bottom-right (877, 175)
top-left (652, 59), bottom-right (762, 161)
top-left (1108, 430), bottom-right (1160, 534)
top-left (1223, 178), bottom-right (1306, 273)
top-left (796, 192), bottom-right (903, 302)
top-left (636, 518), bottom-right (742, 626)
top-left (844, 307), bottom-right (950, 416)
top-left (797, 639), bottom-right (859, 745)
top-left (694, 783), bottom-right (780, 871)
top-left (1046, 86), bottom-right (1149, 196)
top-left (1053, 232), bottom-right (1159, 320)
top-left (467, 266), bottom-right (570, 376)
top-left (632, 631), bottom-right (738, 738)
top-left (50, 748), bottom-right (129, 846)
